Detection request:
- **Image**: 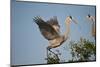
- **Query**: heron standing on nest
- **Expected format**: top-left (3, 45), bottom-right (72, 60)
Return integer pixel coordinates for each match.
top-left (33, 16), bottom-right (78, 54)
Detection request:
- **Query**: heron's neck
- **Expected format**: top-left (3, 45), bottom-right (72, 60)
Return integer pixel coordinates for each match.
top-left (91, 21), bottom-right (95, 38)
top-left (90, 16), bottom-right (95, 38)
top-left (63, 18), bottom-right (71, 39)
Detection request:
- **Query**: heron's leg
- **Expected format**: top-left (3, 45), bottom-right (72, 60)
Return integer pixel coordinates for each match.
top-left (47, 46), bottom-right (60, 62)
top-left (46, 47), bottom-right (48, 58)
top-left (47, 46), bottom-right (52, 51)
top-left (47, 46), bottom-right (57, 56)
top-left (46, 46), bottom-right (52, 61)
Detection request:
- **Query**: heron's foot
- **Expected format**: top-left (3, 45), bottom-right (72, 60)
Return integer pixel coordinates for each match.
top-left (47, 46), bottom-right (52, 51)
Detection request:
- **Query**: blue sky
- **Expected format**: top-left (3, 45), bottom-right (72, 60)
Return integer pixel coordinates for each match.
top-left (11, 0), bottom-right (96, 65)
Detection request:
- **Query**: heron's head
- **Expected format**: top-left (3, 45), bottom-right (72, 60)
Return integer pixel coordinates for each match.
top-left (88, 14), bottom-right (91, 18)
top-left (86, 14), bottom-right (91, 19)
top-left (67, 16), bottom-right (78, 24)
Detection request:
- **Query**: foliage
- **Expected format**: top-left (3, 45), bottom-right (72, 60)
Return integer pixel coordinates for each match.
top-left (46, 50), bottom-right (60, 64)
top-left (45, 38), bottom-right (96, 64)
top-left (69, 37), bottom-right (96, 62)
top-left (47, 54), bottom-right (60, 64)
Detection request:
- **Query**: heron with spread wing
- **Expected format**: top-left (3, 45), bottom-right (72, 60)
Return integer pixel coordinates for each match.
top-left (33, 16), bottom-right (78, 53)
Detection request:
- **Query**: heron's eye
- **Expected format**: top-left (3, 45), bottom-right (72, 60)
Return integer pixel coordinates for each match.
top-left (69, 16), bottom-right (72, 19)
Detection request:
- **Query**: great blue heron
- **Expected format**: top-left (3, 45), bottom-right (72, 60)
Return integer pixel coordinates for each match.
top-left (86, 14), bottom-right (96, 38)
top-left (33, 16), bottom-right (78, 53)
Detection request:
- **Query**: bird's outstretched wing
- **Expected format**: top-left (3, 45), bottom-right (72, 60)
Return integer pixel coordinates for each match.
top-left (33, 16), bottom-right (60, 40)
top-left (46, 16), bottom-right (60, 28)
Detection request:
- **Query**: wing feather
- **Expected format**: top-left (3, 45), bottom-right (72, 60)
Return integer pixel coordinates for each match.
top-left (33, 16), bottom-right (60, 40)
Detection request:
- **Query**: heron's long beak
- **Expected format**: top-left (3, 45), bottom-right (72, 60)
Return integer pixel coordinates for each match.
top-left (71, 17), bottom-right (82, 30)
top-left (72, 18), bottom-right (78, 24)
